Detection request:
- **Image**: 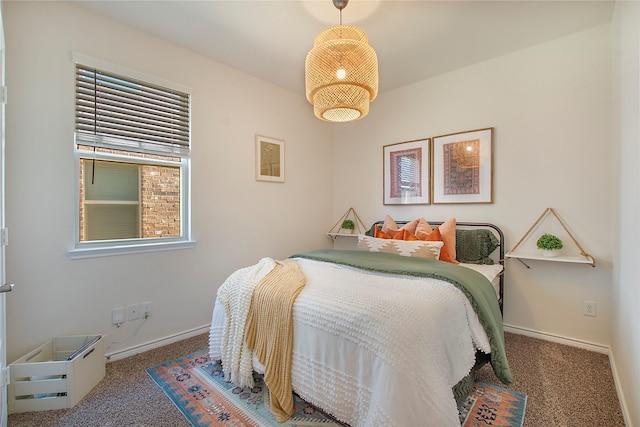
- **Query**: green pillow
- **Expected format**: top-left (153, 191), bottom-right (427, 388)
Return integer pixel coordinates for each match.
top-left (455, 229), bottom-right (499, 264)
top-left (365, 224), bottom-right (377, 237)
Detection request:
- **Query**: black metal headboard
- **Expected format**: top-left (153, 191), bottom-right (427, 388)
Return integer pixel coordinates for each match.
top-left (370, 221), bottom-right (505, 314)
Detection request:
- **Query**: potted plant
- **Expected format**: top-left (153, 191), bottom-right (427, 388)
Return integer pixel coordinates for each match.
top-left (340, 219), bottom-right (355, 234)
top-left (536, 233), bottom-right (563, 257)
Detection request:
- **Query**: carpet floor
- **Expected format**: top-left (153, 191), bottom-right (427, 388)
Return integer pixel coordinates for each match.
top-left (7, 332), bottom-right (626, 427)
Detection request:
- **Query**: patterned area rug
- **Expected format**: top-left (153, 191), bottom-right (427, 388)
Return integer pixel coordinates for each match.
top-left (146, 349), bottom-right (526, 427)
top-left (458, 381), bottom-right (527, 427)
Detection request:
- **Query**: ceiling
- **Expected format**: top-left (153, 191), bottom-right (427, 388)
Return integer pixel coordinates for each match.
top-left (73, 0), bottom-right (615, 97)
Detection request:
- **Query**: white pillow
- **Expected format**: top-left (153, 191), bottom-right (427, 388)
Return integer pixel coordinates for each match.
top-left (458, 263), bottom-right (504, 298)
top-left (358, 235), bottom-right (444, 260)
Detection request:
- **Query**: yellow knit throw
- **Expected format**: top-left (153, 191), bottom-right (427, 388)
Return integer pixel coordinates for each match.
top-left (244, 259), bottom-right (306, 423)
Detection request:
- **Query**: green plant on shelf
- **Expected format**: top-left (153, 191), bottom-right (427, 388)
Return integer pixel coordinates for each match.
top-left (340, 219), bottom-right (355, 233)
top-left (536, 233), bottom-right (563, 250)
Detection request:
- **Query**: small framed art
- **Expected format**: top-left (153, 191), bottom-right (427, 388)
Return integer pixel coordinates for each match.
top-left (383, 138), bottom-right (430, 205)
top-left (432, 128), bottom-right (493, 204)
top-left (255, 135), bottom-right (284, 183)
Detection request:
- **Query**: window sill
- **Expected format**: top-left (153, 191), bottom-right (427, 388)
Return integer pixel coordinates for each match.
top-left (68, 240), bottom-right (197, 259)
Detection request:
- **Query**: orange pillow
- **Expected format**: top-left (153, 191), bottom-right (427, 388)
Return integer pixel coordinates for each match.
top-left (374, 224), bottom-right (393, 239)
top-left (390, 229), bottom-right (419, 241)
top-left (437, 218), bottom-right (458, 262)
top-left (414, 218), bottom-right (433, 239)
top-left (413, 217), bottom-right (458, 264)
top-left (374, 225), bottom-right (419, 241)
top-left (422, 228), bottom-right (455, 263)
top-left (382, 215), bottom-right (419, 236)
top-left (400, 218), bottom-right (419, 234)
top-left (382, 215), bottom-right (399, 234)
top-left (381, 216), bottom-right (458, 263)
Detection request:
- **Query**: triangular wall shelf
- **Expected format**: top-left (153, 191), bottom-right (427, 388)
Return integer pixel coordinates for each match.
top-left (327, 207), bottom-right (368, 240)
top-left (506, 207), bottom-right (595, 268)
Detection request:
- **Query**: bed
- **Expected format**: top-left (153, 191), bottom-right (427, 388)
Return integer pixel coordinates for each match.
top-left (209, 218), bottom-right (512, 427)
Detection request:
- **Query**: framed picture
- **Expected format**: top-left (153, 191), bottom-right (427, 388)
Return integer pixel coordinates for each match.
top-left (255, 135), bottom-right (284, 183)
top-left (432, 128), bottom-right (493, 204)
top-left (383, 138), bottom-right (430, 205)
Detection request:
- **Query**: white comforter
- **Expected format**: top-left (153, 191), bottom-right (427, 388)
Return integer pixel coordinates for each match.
top-left (209, 257), bottom-right (492, 427)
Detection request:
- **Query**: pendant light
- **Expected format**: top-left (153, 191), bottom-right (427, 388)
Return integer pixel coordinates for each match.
top-left (305, 0), bottom-right (378, 122)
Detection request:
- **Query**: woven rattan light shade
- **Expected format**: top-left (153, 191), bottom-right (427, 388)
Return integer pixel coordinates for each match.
top-left (305, 25), bottom-right (378, 122)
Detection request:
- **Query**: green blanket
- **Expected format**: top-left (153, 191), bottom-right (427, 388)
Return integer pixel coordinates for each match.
top-left (291, 249), bottom-right (512, 385)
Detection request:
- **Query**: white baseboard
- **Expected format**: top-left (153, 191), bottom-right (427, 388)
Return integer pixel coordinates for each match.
top-left (503, 323), bottom-right (609, 354)
top-left (105, 324), bottom-right (211, 362)
top-left (607, 351), bottom-right (634, 427)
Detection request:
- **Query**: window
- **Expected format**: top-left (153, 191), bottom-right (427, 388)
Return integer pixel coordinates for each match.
top-left (70, 54), bottom-right (193, 258)
top-left (82, 160), bottom-right (140, 241)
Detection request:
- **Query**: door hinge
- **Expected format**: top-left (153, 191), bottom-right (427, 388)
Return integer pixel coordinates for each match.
top-left (0, 86), bottom-right (6, 104)
top-left (2, 367), bottom-right (9, 387)
top-left (0, 228), bottom-right (7, 247)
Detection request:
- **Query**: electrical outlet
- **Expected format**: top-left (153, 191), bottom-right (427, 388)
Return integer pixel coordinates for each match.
top-left (142, 302), bottom-right (152, 318)
top-left (583, 300), bottom-right (597, 317)
top-left (128, 303), bottom-right (141, 320)
top-left (112, 307), bottom-right (125, 325)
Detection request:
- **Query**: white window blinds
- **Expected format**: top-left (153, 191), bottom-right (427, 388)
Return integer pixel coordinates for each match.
top-left (75, 64), bottom-right (190, 158)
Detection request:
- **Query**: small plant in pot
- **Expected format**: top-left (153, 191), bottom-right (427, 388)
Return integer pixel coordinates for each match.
top-left (341, 219), bottom-right (355, 234)
top-left (536, 233), bottom-right (563, 257)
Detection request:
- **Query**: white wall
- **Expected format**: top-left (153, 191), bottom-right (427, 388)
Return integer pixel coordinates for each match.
top-left (611, 1), bottom-right (640, 425)
top-left (3, 1), bottom-right (334, 362)
top-left (333, 25), bottom-right (613, 346)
